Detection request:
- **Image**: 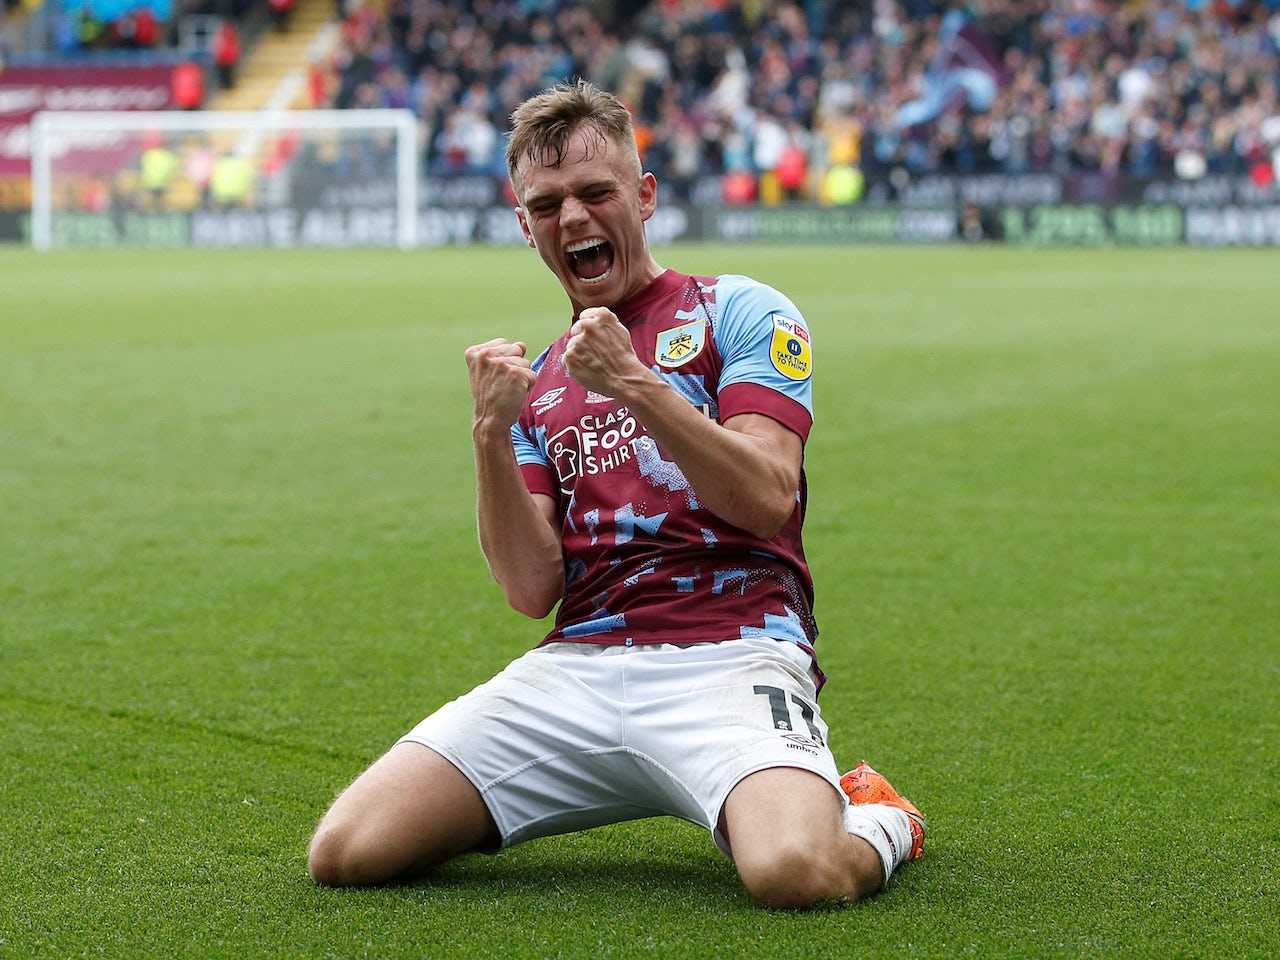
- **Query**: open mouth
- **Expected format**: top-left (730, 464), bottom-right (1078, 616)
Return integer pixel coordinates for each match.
top-left (565, 238), bottom-right (614, 284)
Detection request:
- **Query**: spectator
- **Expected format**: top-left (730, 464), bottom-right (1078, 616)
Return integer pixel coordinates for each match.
top-left (140, 138), bottom-right (178, 207)
top-left (171, 60), bottom-right (205, 110)
top-left (213, 20), bottom-right (241, 91)
top-left (315, 0), bottom-right (1280, 190)
top-left (209, 152), bottom-right (254, 208)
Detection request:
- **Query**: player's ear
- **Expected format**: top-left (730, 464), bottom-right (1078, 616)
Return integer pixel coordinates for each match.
top-left (639, 171), bottom-right (658, 222)
top-left (515, 206), bottom-right (537, 249)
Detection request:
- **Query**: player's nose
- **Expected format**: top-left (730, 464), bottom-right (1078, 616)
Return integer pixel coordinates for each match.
top-left (560, 196), bottom-right (589, 226)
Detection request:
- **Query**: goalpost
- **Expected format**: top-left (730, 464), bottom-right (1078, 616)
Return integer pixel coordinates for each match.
top-left (29, 109), bottom-right (420, 251)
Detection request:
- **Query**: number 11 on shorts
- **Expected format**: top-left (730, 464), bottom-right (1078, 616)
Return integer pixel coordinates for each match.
top-left (753, 684), bottom-right (823, 743)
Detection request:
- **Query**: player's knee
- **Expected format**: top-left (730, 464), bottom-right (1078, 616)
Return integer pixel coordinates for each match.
top-left (736, 840), bottom-right (851, 910)
top-left (307, 823), bottom-right (364, 887)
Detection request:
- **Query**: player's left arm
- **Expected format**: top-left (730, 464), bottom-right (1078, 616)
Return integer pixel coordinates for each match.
top-left (564, 308), bottom-right (803, 540)
top-left (675, 407), bottom-right (803, 539)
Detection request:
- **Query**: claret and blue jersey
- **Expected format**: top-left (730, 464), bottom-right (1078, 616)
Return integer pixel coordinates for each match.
top-left (512, 269), bottom-right (820, 668)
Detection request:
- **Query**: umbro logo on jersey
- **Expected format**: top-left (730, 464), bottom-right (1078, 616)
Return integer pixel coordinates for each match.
top-left (532, 386), bottom-right (567, 412)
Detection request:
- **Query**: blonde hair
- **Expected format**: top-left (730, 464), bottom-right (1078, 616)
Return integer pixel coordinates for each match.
top-left (505, 79), bottom-right (641, 188)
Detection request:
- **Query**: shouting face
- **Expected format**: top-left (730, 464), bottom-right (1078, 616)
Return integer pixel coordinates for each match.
top-left (513, 128), bottom-right (662, 313)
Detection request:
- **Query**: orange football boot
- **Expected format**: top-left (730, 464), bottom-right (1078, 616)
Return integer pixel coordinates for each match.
top-left (840, 760), bottom-right (926, 860)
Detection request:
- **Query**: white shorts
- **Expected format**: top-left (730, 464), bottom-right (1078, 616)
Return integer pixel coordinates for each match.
top-left (398, 637), bottom-right (843, 853)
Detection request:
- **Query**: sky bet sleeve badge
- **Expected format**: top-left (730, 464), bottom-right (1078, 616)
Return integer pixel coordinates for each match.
top-left (655, 319), bottom-right (707, 369)
top-left (770, 314), bottom-right (812, 380)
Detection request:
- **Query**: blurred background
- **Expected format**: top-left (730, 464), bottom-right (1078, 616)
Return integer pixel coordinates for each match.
top-left (2, 0), bottom-right (1278, 246)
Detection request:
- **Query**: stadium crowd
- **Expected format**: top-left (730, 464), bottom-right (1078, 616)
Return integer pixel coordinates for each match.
top-left (316, 0), bottom-right (1280, 199)
top-left (6, 0), bottom-right (1278, 200)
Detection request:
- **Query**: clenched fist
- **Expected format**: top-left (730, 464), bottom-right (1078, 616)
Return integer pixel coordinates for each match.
top-left (563, 307), bottom-right (647, 397)
top-left (465, 338), bottom-right (537, 433)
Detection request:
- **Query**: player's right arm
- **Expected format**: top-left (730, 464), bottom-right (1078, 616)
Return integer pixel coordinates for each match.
top-left (465, 338), bottom-right (565, 619)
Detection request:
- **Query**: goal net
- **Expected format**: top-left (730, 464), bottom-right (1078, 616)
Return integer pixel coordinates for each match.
top-left (29, 109), bottom-right (420, 250)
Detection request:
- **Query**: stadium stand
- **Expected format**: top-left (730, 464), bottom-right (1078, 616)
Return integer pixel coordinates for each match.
top-left (206, 0), bottom-right (338, 111)
top-left (4, 0), bottom-right (1279, 213)
top-left (302, 0), bottom-right (1279, 198)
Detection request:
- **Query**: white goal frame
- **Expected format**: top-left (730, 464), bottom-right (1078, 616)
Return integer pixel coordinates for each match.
top-left (29, 109), bottom-right (420, 251)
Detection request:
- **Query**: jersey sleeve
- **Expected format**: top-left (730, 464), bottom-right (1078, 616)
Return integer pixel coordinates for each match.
top-left (512, 421), bottom-right (558, 498)
top-left (512, 344), bottom-right (559, 498)
top-left (710, 274), bottom-right (815, 442)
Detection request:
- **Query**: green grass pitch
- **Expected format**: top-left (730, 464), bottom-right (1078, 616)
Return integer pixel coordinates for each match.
top-left (1, 242), bottom-right (1277, 959)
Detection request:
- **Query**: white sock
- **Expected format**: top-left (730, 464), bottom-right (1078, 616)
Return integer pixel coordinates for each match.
top-left (843, 802), bottom-right (914, 886)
